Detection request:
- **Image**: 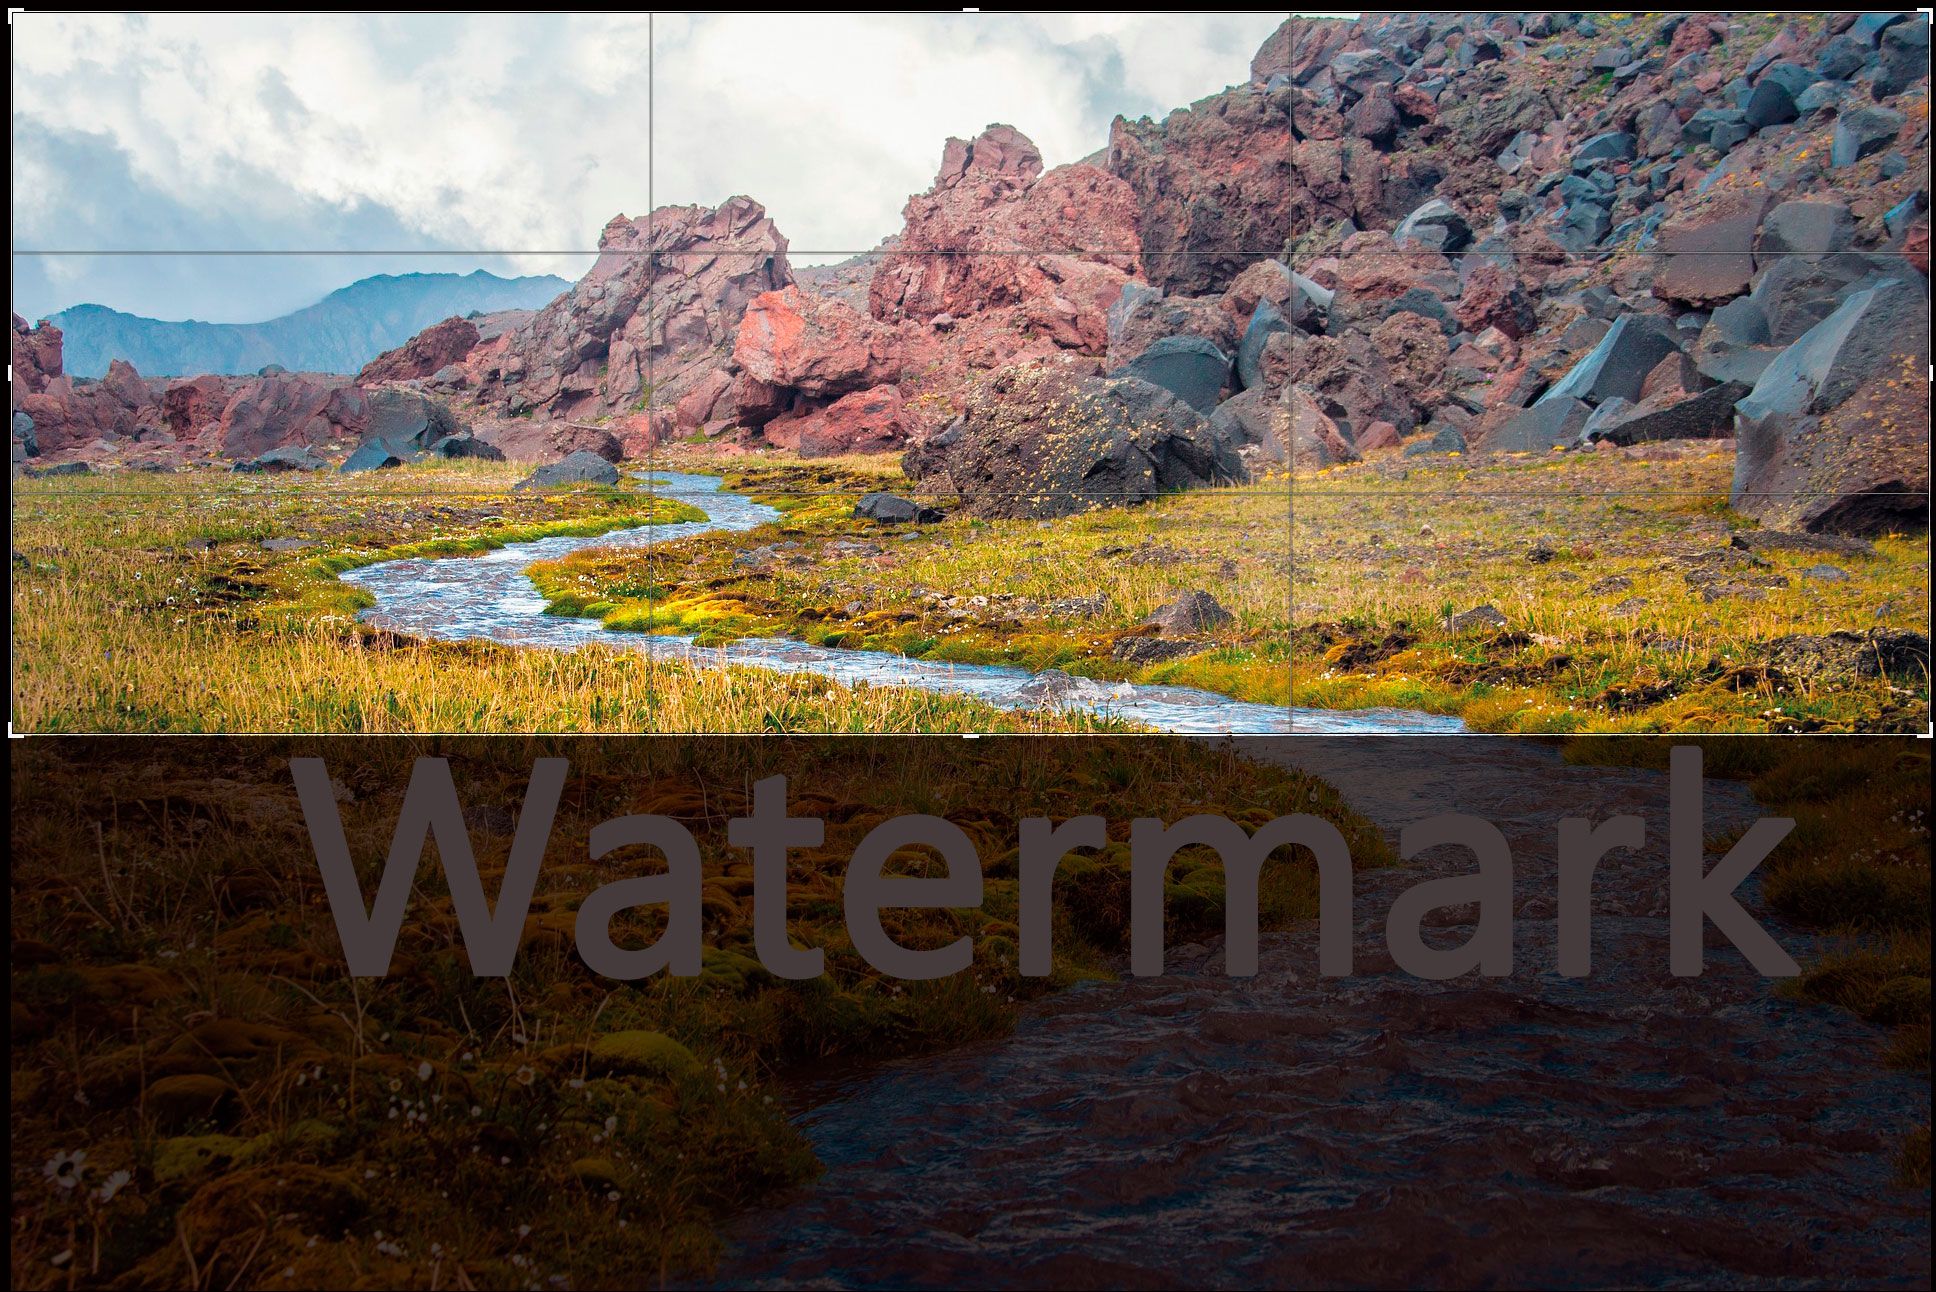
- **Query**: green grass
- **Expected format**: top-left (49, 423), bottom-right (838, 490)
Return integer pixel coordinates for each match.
top-left (532, 448), bottom-right (1928, 733)
top-left (10, 460), bottom-right (1110, 733)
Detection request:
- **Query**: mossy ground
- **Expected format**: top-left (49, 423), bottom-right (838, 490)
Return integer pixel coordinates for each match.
top-left (8, 737), bottom-right (1387, 1287)
top-left (538, 445), bottom-right (1929, 733)
top-left (10, 460), bottom-right (1110, 733)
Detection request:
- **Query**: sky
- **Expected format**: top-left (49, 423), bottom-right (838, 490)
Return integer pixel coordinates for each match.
top-left (10, 11), bottom-right (1291, 324)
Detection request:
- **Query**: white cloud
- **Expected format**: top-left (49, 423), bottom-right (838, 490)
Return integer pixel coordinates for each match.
top-left (10, 11), bottom-right (1285, 317)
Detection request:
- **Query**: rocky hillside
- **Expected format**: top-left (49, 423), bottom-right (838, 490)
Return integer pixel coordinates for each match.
top-left (12, 13), bottom-right (1929, 537)
top-left (48, 270), bottom-right (569, 378)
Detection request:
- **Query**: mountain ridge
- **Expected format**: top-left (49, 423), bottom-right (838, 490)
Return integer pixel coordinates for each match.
top-left (49, 269), bottom-right (570, 378)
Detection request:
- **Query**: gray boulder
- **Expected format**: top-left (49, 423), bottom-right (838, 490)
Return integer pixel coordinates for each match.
top-left (1754, 200), bottom-right (1855, 265)
top-left (1874, 17), bottom-right (1929, 96)
top-left (1236, 300), bottom-right (1291, 391)
top-left (854, 492), bottom-right (942, 524)
top-left (339, 439), bottom-right (410, 474)
top-left (1573, 131), bottom-right (1637, 165)
top-left (1743, 61), bottom-right (1813, 129)
top-left (1393, 199), bottom-right (1472, 254)
top-left (1579, 383), bottom-right (1748, 446)
top-left (1731, 278), bottom-right (1931, 534)
top-left (1830, 106), bottom-right (1904, 167)
top-left (1146, 591), bottom-right (1233, 634)
top-left (1489, 397), bottom-right (1592, 452)
top-left (1539, 314), bottom-right (1681, 406)
top-left (902, 367), bottom-right (1242, 520)
top-left (1735, 277), bottom-right (1928, 423)
top-left (1112, 335), bottom-right (1232, 413)
top-left (515, 449), bottom-right (622, 490)
top-left (235, 445), bottom-right (327, 473)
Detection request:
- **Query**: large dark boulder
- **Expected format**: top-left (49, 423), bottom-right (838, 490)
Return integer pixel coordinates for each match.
top-left (1392, 199), bottom-right (1472, 254)
top-left (339, 439), bottom-right (410, 474)
top-left (363, 388), bottom-right (463, 451)
top-left (1830, 106), bottom-right (1904, 167)
top-left (854, 492), bottom-right (942, 524)
top-left (902, 365), bottom-right (1243, 519)
top-left (1754, 200), bottom-right (1855, 265)
top-left (1580, 383), bottom-right (1748, 446)
top-left (1735, 277), bottom-right (1929, 423)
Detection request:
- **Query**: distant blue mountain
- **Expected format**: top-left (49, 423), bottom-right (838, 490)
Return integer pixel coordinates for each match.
top-left (50, 269), bottom-right (569, 378)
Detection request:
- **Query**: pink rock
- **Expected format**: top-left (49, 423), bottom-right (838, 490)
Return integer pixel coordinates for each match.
top-left (762, 385), bottom-right (913, 457)
top-left (359, 316), bottom-right (480, 384)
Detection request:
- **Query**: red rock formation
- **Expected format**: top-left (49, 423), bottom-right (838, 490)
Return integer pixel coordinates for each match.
top-left (11, 314), bottom-right (63, 393)
top-left (869, 125), bottom-right (1141, 322)
top-left (762, 386), bottom-right (913, 457)
top-left (469, 197), bottom-right (791, 424)
top-left (359, 316), bottom-right (481, 384)
top-left (209, 374), bottom-right (367, 459)
top-left (1108, 84), bottom-right (1300, 295)
top-left (733, 285), bottom-right (899, 399)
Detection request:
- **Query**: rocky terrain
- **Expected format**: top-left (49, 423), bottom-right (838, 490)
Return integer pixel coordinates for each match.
top-left (12, 13), bottom-right (1931, 540)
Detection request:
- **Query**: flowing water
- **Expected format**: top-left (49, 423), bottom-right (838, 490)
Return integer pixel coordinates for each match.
top-left (341, 472), bottom-right (1464, 735)
top-left (707, 741), bottom-right (1929, 1289)
top-left (341, 473), bottom-right (1927, 1286)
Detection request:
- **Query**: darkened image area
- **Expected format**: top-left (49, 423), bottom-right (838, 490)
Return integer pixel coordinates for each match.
top-left (10, 735), bottom-right (1929, 1288)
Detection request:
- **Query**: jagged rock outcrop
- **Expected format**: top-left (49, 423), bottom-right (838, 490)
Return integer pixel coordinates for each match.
top-left (870, 125), bottom-right (1141, 320)
top-left (468, 197), bottom-right (791, 437)
top-left (358, 316), bottom-right (481, 385)
top-left (726, 125), bottom-right (1145, 454)
top-left (1107, 80), bottom-right (1300, 295)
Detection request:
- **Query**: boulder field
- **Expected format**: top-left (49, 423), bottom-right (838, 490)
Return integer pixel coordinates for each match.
top-left (12, 13), bottom-right (1930, 536)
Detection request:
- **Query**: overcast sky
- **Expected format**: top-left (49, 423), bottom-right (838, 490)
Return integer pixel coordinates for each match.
top-left (10, 11), bottom-right (1290, 324)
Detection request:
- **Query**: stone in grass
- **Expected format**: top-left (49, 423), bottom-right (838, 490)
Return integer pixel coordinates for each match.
top-left (1449, 604), bottom-right (1508, 633)
top-left (854, 491), bottom-right (943, 524)
top-left (1145, 590), bottom-right (1234, 634)
top-left (1763, 629), bottom-right (1929, 682)
top-left (588, 1030), bottom-right (701, 1079)
top-left (515, 450), bottom-right (621, 490)
top-left (339, 439), bottom-right (411, 474)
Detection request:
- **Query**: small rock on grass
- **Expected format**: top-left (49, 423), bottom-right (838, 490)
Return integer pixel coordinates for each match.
top-left (1146, 590), bottom-right (1233, 634)
top-left (1449, 604), bottom-right (1508, 632)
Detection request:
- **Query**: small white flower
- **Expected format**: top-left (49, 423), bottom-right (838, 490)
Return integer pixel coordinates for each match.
top-left (417, 1061), bottom-right (434, 1082)
top-left (95, 1169), bottom-right (132, 1203)
top-left (43, 1150), bottom-right (86, 1191)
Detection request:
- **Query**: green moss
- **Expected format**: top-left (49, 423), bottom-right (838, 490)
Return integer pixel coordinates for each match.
top-left (589, 1030), bottom-right (702, 1078)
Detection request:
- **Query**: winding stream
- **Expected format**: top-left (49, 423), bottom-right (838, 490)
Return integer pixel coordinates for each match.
top-left (341, 472), bottom-right (1464, 735)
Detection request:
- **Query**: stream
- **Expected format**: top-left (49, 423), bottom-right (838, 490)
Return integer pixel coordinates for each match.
top-left (341, 472), bottom-right (1464, 735)
top-left (703, 740), bottom-right (1930, 1288)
